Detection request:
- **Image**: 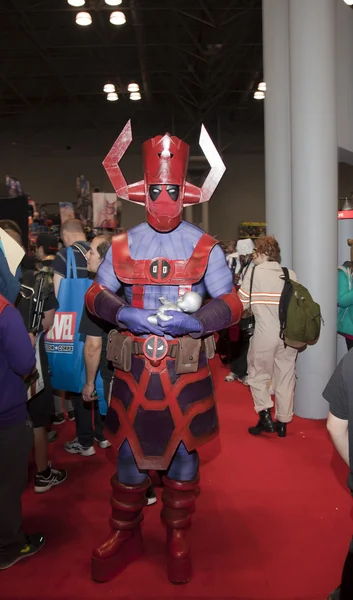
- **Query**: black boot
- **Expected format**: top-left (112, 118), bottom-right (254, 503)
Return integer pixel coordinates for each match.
top-left (276, 421), bottom-right (287, 438)
top-left (248, 409), bottom-right (276, 436)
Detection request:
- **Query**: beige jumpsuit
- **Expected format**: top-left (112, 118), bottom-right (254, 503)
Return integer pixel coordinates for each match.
top-left (238, 262), bottom-right (297, 423)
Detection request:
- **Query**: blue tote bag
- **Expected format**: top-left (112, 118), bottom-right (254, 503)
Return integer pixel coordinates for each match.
top-left (45, 247), bottom-right (91, 393)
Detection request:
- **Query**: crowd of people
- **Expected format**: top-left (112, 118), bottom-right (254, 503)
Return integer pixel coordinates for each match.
top-left (1, 216), bottom-right (353, 598)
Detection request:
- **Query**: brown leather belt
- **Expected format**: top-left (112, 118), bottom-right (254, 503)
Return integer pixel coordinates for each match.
top-left (131, 339), bottom-right (206, 359)
top-left (131, 339), bottom-right (178, 358)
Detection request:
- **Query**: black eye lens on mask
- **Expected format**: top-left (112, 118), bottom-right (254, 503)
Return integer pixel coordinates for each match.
top-left (149, 184), bottom-right (180, 202)
top-left (149, 185), bottom-right (162, 201)
top-left (166, 185), bottom-right (180, 201)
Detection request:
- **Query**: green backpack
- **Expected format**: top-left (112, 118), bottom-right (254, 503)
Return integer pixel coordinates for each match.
top-left (278, 267), bottom-right (322, 349)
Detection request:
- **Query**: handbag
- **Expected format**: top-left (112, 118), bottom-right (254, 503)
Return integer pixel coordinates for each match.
top-left (45, 247), bottom-right (91, 393)
top-left (240, 267), bottom-right (255, 338)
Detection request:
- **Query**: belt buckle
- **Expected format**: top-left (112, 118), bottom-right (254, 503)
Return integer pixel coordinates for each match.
top-left (143, 335), bottom-right (168, 367)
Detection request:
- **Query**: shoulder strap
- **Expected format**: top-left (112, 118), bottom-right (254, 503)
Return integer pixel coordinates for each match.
top-left (66, 246), bottom-right (77, 279)
top-left (249, 266), bottom-right (255, 312)
top-left (282, 267), bottom-right (290, 282)
top-left (72, 242), bottom-right (88, 259)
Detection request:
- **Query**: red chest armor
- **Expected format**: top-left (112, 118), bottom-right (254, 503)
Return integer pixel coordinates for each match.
top-left (111, 231), bottom-right (218, 286)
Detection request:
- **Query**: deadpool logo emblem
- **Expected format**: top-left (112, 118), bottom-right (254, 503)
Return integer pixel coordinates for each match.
top-left (149, 258), bottom-right (172, 282)
top-left (143, 335), bottom-right (168, 364)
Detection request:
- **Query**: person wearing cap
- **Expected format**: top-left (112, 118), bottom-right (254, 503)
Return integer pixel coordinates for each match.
top-left (36, 233), bottom-right (58, 264)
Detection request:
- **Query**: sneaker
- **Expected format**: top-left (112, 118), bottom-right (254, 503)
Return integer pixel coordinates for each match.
top-left (67, 410), bottom-right (75, 421)
top-left (0, 534), bottom-right (46, 570)
top-left (47, 430), bottom-right (58, 444)
top-left (64, 438), bottom-right (95, 457)
top-left (94, 437), bottom-right (111, 449)
top-left (34, 463), bottom-right (67, 493)
top-left (225, 372), bottom-right (236, 382)
top-left (52, 413), bottom-right (65, 425)
top-left (146, 484), bottom-right (157, 506)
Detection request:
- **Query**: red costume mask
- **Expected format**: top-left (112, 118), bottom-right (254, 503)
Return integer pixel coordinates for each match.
top-left (103, 121), bottom-right (225, 233)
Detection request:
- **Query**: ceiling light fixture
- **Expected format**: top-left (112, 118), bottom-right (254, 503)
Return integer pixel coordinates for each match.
top-left (343, 0), bottom-right (353, 6)
top-left (254, 90), bottom-right (265, 100)
top-left (105, 0), bottom-right (122, 5)
top-left (68, 0), bottom-right (85, 6)
top-left (75, 12), bottom-right (92, 26)
top-left (103, 83), bottom-right (115, 93)
top-left (130, 92), bottom-right (141, 101)
top-left (107, 92), bottom-right (119, 101)
top-left (258, 82), bottom-right (266, 92)
top-left (109, 11), bottom-right (126, 25)
top-left (128, 83), bottom-right (139, 92)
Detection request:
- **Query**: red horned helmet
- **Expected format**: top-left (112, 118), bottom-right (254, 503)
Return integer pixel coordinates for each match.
top-left (103, 120), bottom-right (226, 233)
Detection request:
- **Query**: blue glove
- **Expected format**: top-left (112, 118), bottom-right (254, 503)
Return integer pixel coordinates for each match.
top-left (156, 311), bottom-right (202, 337)
top-left (119, 307), bottom-right (164, 336)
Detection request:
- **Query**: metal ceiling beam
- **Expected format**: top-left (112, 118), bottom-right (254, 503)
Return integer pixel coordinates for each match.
top-left (0, 5), bottom-right (262, 13)
top-left (198, 0), bottom-right (216, 27)
top-left (130, 0), bottom-right (151, 103)
top-left (8, 0), bottom-right (106, 133)
top-left (175, 8), bottom-right (215, 28)
top-left (0, 74), bottom-right (32, 107)
top-left (176, 11), bottom-right (206, 59)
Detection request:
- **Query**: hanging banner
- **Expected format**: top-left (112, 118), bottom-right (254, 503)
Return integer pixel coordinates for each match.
top-left (59, 202), bottom-right (75, 224)
top-left (238, 221), bottom-right (266, 240)
top-left (92, 193), bottom-right (121, 228)
top-left (6, 174), bottom-right (23, 197)
top-left (76, 175), bottom-right (92, 224)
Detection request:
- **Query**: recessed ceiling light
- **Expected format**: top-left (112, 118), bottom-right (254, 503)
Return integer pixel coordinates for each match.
top-left (258, 82), bottom-right (266, 92)
top-left (107, 92), bottom-right (119, 101)
top-left (103, 83), bottom-right (115, 93)
top-left (75, 12), bottom-right (92, 26)
top-left (128, 83), bottom-right (139, 92)
top-left (105, 0), bottom-right (122, 5)
top-left (254, 90), bottom-right (265, 100)
top-left (68, 0), bottom-right (85, 6)
top-left (109, 11), bottom-right (126, 25)
top-left (130, 92), bottom-right (141, 101)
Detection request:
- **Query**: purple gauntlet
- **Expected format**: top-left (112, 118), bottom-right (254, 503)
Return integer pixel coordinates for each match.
top-left (191, 292), bottom-right (243, 338)
top-left (85, 282), bottom-right (128, 325)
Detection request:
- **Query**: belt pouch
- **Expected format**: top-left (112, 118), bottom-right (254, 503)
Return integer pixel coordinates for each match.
top-left (203, 334), bottom-right (216, 359)
top-left (106, 330), bottom-right (132, 372)
top-left (175, 336), bottom-right (202, 374)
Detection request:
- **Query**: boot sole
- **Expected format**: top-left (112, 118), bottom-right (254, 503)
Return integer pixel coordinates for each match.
top-left (167, 555), bottom-right (192, 584)
top-left (248, 428), bottom-right (276, 436)
top-left (91, 529), bottom-right (144, 582)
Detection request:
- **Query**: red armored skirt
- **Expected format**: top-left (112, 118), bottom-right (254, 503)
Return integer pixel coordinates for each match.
top-left (104, 350), bottom-right (219, 471)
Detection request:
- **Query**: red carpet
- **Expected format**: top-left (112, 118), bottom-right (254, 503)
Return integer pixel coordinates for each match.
top-left (1, 358), bottom-right (352, 600)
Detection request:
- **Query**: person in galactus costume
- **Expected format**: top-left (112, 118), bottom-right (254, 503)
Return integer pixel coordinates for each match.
top-left (85, 121), bottom-right (243, 584)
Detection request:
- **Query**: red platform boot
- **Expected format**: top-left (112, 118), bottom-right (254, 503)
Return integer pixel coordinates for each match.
top-left (161, 474), bottom-right (200, 584)
top-left (91, 475), bottom-right (150, 582)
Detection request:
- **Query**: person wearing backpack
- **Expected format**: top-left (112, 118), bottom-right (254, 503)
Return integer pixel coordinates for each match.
top-left (2, 223), bottom-right (67, 493)
top-left (238, 236), bottom-right (298, 438)
top-left (337, 240), bottom-right (353, 351)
